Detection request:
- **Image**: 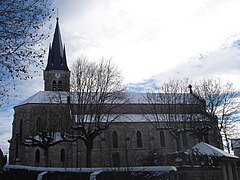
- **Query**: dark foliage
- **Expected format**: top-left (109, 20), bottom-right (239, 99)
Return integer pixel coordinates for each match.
top-left (144, 151), bottom-right (221, 167)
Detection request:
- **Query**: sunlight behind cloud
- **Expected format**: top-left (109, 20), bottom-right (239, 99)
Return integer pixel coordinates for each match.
top-left (53, 0), bottom-right (240, 84)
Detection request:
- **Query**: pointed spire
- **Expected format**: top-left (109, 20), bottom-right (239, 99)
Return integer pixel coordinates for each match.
top-left (45, 18), bottom-right (69, 71)
top-left (45, 44), bottom-right (52, 68)
top-left (62, 45), bottom-right (67, 68)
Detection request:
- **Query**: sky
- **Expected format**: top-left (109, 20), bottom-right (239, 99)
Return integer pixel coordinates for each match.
top-left (1, 0), bottom-right (240, 155)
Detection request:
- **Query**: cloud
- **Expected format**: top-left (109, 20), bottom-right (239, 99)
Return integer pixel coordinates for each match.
top-left (130, 44), bottom-right (240, 90)
top-left (0, 106), bottom-right (13, 155)
top-left (0, 132), bottom-right (11, 156)
top-left (52, 0), bottom-right (240, 84)
top-left (128, 78), bottom-right (158, 92)
top-left (168, 45), bottom-right (240, 84)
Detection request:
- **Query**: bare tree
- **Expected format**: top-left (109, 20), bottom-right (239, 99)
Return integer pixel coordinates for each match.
top-left (21, 92), bottom-right (74, 167)
top-left (70, 57), bottom-right (127, 167)
top-left (0, 0), bottom-right (53, 106)
top-left (23, 131), bottom-right (73, 167)
top-left (194, 79), bottom-right (240, 152)
top-left (144, 78), bottom-right (239, 152)
top-left (142, 79), bottom-right (216, 151)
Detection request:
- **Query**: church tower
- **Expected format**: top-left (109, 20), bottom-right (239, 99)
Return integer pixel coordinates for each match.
top-left (44, 18), bottom-right (70, 91)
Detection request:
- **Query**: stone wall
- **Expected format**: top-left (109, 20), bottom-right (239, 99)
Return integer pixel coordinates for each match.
top-left (177, 166), bottom-right (223, 180)
top-left (9, 101), bottom-right (221, 167)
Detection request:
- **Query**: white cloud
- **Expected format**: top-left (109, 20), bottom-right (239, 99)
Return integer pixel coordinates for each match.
top-left (52, 0), bottom-right (240, 84)
top-left (151, 46), bottom-right (240, 87)
top-left (0, 107), bottom-right (13, 155)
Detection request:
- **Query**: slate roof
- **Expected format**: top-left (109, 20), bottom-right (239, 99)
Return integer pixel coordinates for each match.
top-left (16, 91), bottom-right (202, 107)
top-left (45, 18), bottom-right (69, 71)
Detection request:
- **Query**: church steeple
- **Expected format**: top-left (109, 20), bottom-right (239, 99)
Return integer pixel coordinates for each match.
top-left (44, 18), bottom-right (70, 92)
top-left (45, 18), bottom-right (69, 71)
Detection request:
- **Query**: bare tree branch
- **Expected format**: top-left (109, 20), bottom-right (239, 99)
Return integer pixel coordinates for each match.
top-left (194, 78), bottom-right (240, 152)
top-left (0, 0), bottom-right (53, 106)
top-left (70, 57), bottom-right (127, 167)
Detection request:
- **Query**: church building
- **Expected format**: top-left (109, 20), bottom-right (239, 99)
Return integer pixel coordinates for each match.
top-left (8, 19), bottom-right (222, 168)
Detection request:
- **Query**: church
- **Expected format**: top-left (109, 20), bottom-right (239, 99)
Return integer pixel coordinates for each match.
top-left (8, 19), bottom-right (222, 168)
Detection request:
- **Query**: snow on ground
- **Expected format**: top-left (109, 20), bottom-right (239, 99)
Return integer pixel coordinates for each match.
top-left (4, 164), bottom-right (177, 173)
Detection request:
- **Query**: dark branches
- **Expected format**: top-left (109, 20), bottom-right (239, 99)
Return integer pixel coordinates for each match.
top-left (0, 0), bottom-right (53, 106)
top-left (70, 57), bottom-right (127, 167)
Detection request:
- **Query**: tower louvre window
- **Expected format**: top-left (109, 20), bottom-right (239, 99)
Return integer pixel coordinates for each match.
top-left (58, 80), bottom-right (62, 90)
top-left (52, 80), bottom-right (57, 90)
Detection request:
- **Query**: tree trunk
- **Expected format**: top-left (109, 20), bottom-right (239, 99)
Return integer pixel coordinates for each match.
top-left (171, 130), bottom-right (181, 152)
top-left (223, 128), bottom-right (231, 153)
top-left (44, 148), bottom-right (49, 167)
top-left (176, 137), bottom-right (180, 152)
top-left (86, 140), bottom-right (93, 167)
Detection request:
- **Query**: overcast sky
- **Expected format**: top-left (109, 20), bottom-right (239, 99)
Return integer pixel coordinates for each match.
top-left (1, 0), bottom-right (240, 155)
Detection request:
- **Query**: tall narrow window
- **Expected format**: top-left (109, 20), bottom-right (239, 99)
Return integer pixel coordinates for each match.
top-left (52, 80), bottom-right (56, 90)
top-left (182, 132), bottom-right (188, 146)
top-left (58, 80), bottom-right (62, 90)
top-left (60, 149), bottom-right (65, 162)
top-left (160, 131), bottom-right (166, 147)
top-left (204, 134), bottom-right (209, 143)
top-left (19, 119), bottom-right (23, 142)
top-left (112, 152), bottom-right (120, 167)
top-left (136, 131), bottom-right (142, 148)
top-left (112, 131), bottom-right (118, 148)
top-left (35, 149), bottom-right (40, 163)
top-left (36, 117), bottom-right (42, 132)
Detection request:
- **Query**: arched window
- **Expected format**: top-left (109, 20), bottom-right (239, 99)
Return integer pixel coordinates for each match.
top-left (112, 152), bottom-right (120, 167)
top-left (204, 134), bottom-right (209, 143)
top-left (58, 80), bottom-right (62, 90)
top-left (112, 131), bottom-right (118, 148)
top-left (160, 131), bottom-right (166, 147)
top-left (19, 119), bottom-right (23, 142)
top-left (52, 80), bottom-right (56, 90)
top-left (35, 149), bottom-right (40, 163)
top-left (136, 131), bottom-right (142, 148)
top-left (36, 117), bottom-right (42, 132)
top-left (182, 132), bottom-right (188, 146)
top-left (60, 149), bottom-right (65, 162)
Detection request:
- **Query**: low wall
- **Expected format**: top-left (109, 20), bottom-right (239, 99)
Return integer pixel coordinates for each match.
top-left (177, 166), bottom-right (223, 180)
top-left (0, 165), bottom-right (223, 180)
